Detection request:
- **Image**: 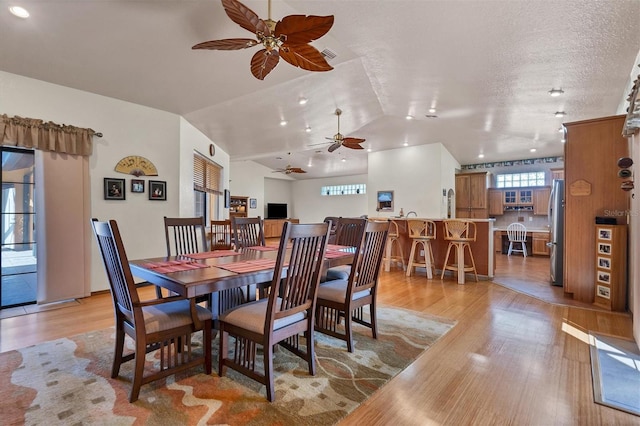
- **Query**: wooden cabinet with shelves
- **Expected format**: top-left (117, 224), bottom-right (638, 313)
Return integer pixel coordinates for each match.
top-left (593, 224), bottom-right (627, 311)
top-left (533, 187), bottom-right (551, 215)
top-left (532, 232), bottom-right (550, 256)
top-left (229, 196), bottom-right (248, 218)
top-left (263, 218), bottom-right (299, 238)
top-left (503, 189), bottom-right (533, 205)
top-left (455, 172), bottom-right (489, 218)
top-left (488, 189), bottom-right (504, 216)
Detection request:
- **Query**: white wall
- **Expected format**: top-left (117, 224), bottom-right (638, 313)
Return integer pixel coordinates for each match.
top-left (264, 178), bottom-right (293, 218)
top-left (230, 160), bottom-right (292, 219)
top-left (0, 71), bottom-right (228, 293)
top-left (368, 143), bottom-right (459, 219)
top-left (291, 174), bottom-right (368, 222)
top-left (440, 147), bottom-right (459, 217)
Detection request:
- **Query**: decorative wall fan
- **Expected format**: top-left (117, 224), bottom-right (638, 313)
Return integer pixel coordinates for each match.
top-left (273, 153), bottom-right (307, 174)
top-left (192, 0), bottom-right (334, 80)
top-left (325, 108), bottom-right (365, 153)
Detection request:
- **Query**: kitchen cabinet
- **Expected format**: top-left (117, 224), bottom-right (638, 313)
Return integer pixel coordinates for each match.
top-left (564, 115), bottom-right (630, 303)
top-left (488, 189), bottom-right (503, 216)
top-left (593, 224), bottom-right (627, 311)
top-left (532, 232), bottom-right (550, 256)
top-left (503, 189), bottom-right (533, 205)
top-left (229, 196), bottom-right (248, 219)
top-left (455, 172), bottom-right (489, 218)
top-left (533, 187), bottom-right (551, 215)
top-left (550, 168), bottom-right (564, 181)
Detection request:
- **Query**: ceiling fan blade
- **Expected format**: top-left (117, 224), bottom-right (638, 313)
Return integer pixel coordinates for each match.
top-left (274, 15), bottom-right (334, 44)
top-left (342, 137), bottom-right (365, 144)
top-left (342, 142), bottom-right (365, 150)
top-left (279, 44), bottom-right (333, 72)
top-left (221, 0), bottom-right (270, 36)
top-left (250, 49), bottom-right (280, 80)
top-left (192, 38), bottom-right (258, 50)
top-left (328, 141), bottom-right (341, 153)
top-left (289, 168), bottom-right (307, 173)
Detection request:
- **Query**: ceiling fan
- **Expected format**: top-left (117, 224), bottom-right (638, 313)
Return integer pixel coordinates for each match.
top-left (324, 108), bottom-right (366, 153)
top-left (192, 0), bottom-right (334, 80)
top-left (273, 153), bottom-right (307, 175)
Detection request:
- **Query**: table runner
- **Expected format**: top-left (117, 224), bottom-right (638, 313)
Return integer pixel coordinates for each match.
top-left (182, 250), bottom-right (242, 260)
top-left (216, 258), bottom-right (286, 274)
top-left (138, 260), bottom-right (210, 273)
top-left (246, 245), bottom-right (278, 252)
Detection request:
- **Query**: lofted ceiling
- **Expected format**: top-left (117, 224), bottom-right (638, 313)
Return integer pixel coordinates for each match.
top-left (1, 0), bottom-right (639, 179)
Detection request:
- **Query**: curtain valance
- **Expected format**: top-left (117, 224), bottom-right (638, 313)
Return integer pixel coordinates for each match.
top-left (1, 114), bottom-right (99, 156)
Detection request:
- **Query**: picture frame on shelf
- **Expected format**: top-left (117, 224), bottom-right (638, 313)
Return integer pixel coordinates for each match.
top-left (131, 179), bottom-right (145, 193)
top-left (249, 198), bottom-right (257, 209)
top-left (104, 178), bottom-right (125, 200)
top-left (149, 180), bottom-right (166, 201)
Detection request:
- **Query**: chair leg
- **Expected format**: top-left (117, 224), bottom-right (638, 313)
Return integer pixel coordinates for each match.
top-left (203, 320), bottom-right (212, 375)
top-left (508, 242), bottom-right (513, 256)
top-left (423, 241), bottom-right (433, 279)
top-left (465, 243), bottom-right (479, 282)
top-left (441, 242), bottom-right (454, 279)
top-left (218, 326), bottom-right (227, 377)
top-left (346, 310), bottom-right (354, 353)
top-left (397, 239), bottom-right (406, 271)
top-left (264, 343), bottom-right (275, 402)
top-left (369, 300), bottom-right (378, 339)
top-left (406, 240), bottom-right (418, 277)
top-left (112, 325), bottom-right (125, 378)
top-left (306, 326), bottom-right (316, 375)
top-left (522, 242), bottom-right (528, 257)
top-left (130, 338), bottom-right (147, 402)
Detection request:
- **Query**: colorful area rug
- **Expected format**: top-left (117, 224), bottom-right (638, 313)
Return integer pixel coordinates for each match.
top-left (0, 307), bottom-right (455, 425)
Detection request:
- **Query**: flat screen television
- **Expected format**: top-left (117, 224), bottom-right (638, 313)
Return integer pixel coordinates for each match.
top-left (267, 203), bottom-right (288, 219)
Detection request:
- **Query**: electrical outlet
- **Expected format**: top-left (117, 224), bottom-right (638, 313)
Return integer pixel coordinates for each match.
top-left (529, 216), bottom-right (533, 221)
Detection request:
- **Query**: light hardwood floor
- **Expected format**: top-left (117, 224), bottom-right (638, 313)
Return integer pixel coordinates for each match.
top-left (0, 255), bottom-right (636, 425)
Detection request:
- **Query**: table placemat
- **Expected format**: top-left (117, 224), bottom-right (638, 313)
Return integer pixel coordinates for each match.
top-left (217, 258), bottom-right (288, 274)
top-left (139, 260), bottom-right (210, 273)
top-left (246, 245), bottom-right (279, 252)
top-left (182, 250), bottom-right (242, 260)
top-left (327, 244), bottom-right (353, 251)
top-left (324, 250), bottom-right (353, 259)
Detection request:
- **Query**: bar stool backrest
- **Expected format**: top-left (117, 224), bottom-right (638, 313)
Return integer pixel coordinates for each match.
top-left (407, 219), bottom-right (437, 239)
top-left (443, 219), bottom-right (476, 242)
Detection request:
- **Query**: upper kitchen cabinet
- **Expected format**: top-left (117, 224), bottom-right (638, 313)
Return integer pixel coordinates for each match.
top-left (550, 168), bottom-right (564, 181)
top-left (488, 189), bottom-right (504, 216)
top-left (564, 115), bottom-right (630, 303)
top-left (456, 172), bottom-right (490, 218)
top-left (533, 187), bottom-right (551, 215)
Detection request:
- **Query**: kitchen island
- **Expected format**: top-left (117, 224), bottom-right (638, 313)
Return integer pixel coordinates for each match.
top-left (372, 218), bottom-right (495, 280)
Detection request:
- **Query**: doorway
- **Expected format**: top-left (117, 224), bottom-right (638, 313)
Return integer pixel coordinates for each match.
top-left (1, 147), bottom-right (37, 309)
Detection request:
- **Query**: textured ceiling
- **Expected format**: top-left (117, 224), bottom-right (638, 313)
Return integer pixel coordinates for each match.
top-left (1, 0), bottom-right (639, 179)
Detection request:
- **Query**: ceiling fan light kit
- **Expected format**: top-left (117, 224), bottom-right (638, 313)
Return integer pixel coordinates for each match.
top-left (193, 0), bottom-right (334, 80)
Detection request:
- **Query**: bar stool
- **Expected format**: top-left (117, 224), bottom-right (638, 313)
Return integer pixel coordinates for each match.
top-left (406, 219), bottom-right (436, 278)
top-left (383, 219), bottom-right (405, 272)
top-left (441, 219), bottom-right (478, 284)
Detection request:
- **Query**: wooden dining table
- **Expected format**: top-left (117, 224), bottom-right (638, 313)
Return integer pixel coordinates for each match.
top-left (129, 244), bottom-right (356, 321)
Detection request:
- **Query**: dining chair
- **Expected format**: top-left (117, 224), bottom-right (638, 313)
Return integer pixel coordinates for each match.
top-left (232, 216), bottom-right (266, 249)
top-left (325, 217), bottom-right (367, 281)
top-left (218, 221), bottom-right (330, 402)
top-left (210, 219), bottom-right (233, 250)
top-left (506, 222), bottom-right (528, 256)
top-left (315, 220), bottom-right (389, 352)
top-left (91, 219), bottom-right (212, 402)
top-left (323, 216), bottom-right (340, 243)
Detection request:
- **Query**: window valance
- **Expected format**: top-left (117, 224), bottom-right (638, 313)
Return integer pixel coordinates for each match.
top-left (1, 114), bottom-right (100, 156)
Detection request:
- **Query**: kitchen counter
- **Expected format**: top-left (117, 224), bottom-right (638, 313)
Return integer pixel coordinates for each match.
top-left (370, 217), bottom-right (495, 279)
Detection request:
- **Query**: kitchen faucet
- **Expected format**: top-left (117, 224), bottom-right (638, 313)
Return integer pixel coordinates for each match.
top-left (406, 211), bottom-right (417, 217)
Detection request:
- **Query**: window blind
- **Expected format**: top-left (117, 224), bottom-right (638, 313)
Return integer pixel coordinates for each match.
top-left (194, 153), bottom-right (222, 194)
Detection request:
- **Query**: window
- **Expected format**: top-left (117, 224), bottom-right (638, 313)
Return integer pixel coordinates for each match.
top-left (194, 153), bottom-right (222, 221)
top-left (321, 184), bottom-right (366, 196)
top-left (496, 172), bottom-right (545, 188)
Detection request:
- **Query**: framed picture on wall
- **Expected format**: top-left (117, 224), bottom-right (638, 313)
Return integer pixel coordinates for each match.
top-left (597, 271), bottom-right (611, 284)
top-left (104, 178), bottom-right (125, 200)
top-left (597, 285), bottom-right (611, 299)
top-left (597, 243), bottom-right (611, 255)
top-left (597, 256), bottom-right (610, 270)
top-left (597, 228), bottom-right (612, 240)
top-left (131, 179), bottom-right (145, 193)
top-left (149, 180), bottom-right (166, 201)
top-left (376, 190), bottom-right (394, 212)
top-left (250, 198), bottom-right (257, 209)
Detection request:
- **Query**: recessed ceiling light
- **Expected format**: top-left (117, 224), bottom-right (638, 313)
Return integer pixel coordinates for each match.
top-left (341, 158), bottom-right (346, 162)
top-left (367, 148), bottom-right (372, 152)
top-left (478, 154), bottom-right (485, 159)
top-left (298, 97), bottom-right (308, 105)
top-left (530, 148), bottom-right (537, 153)
top-left (9, 6), bottom-right (29, 18)
top-left (405, 115), bottom-right (413, 120)
top-left (403, 142), bottom-right (409, 147)
top-left (558, 127), bottom-right (564, 133)
top-left (561, 138), bottom-right (566, 143)
top-left (554, 111), bottom-right (566, 118)
top-left (428, 108), bottom-right (437, 114)
top-left (548, 88), bottom-right (564, 97)
top-left (280, 120), bottom-right (287, 126)
top-left (305, 126), bottom-right (311, 132)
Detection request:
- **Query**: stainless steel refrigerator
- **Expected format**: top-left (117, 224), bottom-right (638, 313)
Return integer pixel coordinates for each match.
top-left (548, 179), bottom-right (564, 286)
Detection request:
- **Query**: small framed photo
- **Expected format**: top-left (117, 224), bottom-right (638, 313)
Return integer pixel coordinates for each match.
top-left (131, 179), bottom-right (145, 193)
top-left (224, 189), bottom-right (230, 208)
top-left (597, 271), bottom-right (611, 284)
top-left (149, 180), bottom-right (166, 201)
top-left (249, 198), bottom-right (257, 209)
top-left (597, 256), bottom-right (610, 270)
top-left (597, 285), bottom-right (611, 299)
top-left (597, 228), bottom-right (612, 240)
top-left (597, 243), bottom-right (611, 255)
top-left (104, 178), bottom-right (125, 200)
